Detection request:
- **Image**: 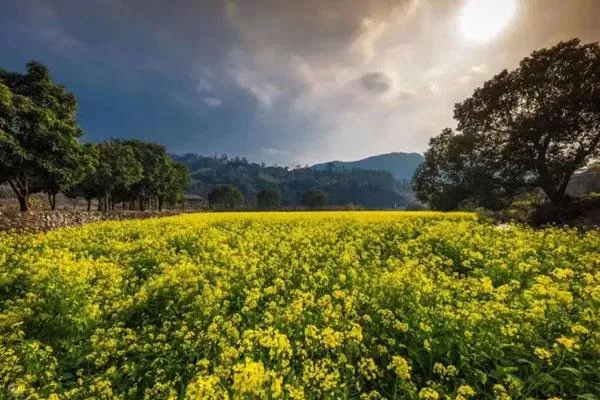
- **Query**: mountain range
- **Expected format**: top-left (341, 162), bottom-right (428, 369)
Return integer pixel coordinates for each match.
top-left (312, 152), bottom-right (424, 181)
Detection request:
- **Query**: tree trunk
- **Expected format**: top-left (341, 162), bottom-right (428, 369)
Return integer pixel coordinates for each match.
top-left (158, 197), bottom-right (164, 211)
top-left (87, 198), bottom-right (92, 212)
top-left (139, 196), bottom-right (145, 211)
top-left (549, 189), bottom-right (567, 207)
top-left (542, 179), bottom-right (571, 207)
top-left (17, 195), bottom-right (29, 212)
top-left (8, 180), bottom-right (29, 212)
top-left (48, 193), bottom-right (57, 211)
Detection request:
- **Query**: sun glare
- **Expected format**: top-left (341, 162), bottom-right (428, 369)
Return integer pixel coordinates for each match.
top-left (460, 0), bottom-right (517, 43)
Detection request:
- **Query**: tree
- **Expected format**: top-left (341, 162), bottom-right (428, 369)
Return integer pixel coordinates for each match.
top-left (63, 143), bottom-right (100, 211)
top-left (161, 162), bottom-right (191, 210)
top-left (413, 128), bottom-right (520, 210)
top-left (302, 189), bottom-right (331, 209)
top-left (33, 141), bottom-right (96, 210)
top-left (257, 188), bottom-right (282, 209)
top-left (118, 140), bottom-right (172, 211)
top-left (61, 141), bottom-right (190, 212)
top-left (414, 39), bottom-right (600, 209)
top-left (95, 141), bottom-right (143, 211)
top-left (208, 185), bottom-right (244, 209)
top-left (0, 61), bottom-right (84, 211)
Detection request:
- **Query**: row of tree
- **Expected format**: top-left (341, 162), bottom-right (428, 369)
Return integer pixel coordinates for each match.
top-left (0, 61), bottom-right (190, 211)
top-left (413, 39), bottom-right (600, 210)
top-left (66, 140), bottom-right (190, 212)
top-left (207, 185), bottom-right (332, 209)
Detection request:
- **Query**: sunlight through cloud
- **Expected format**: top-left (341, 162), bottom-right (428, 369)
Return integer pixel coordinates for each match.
top-left (459, 0), bottom-right (517, 43)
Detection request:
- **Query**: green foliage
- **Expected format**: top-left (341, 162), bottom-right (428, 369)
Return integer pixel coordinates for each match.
top-left (208, 184), bottom-right (244, 209)
top-left (63, 144), bottom-right (101, 208)
top-left (65, 140), bottom-right (191, 211)
top-left (0, 61), bottom-right (84, 211)
top-left (0, 61), bottom-right (191, 212)
top-left (114, 140), bottom-right (171, 210)
top-left (175, 154), bottom-right (409, 209)
top-left (163, 162), bottom-right (191, 209)
top-left (414, 38), bottom-right (600, 210)
top-left (302, 189), bottom-right (331, 209)
top-left (257, 188), bottom-right (281, 209)
top-left (413, 129), bottom-right (519, 211)
top-left (95, 141), bottom-right (144, 210)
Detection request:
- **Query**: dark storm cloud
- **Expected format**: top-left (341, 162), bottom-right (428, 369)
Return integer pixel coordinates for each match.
top-left (1, 0), bottom-right (599, 165)
top-left (360, 72), bottom-right (392, 94)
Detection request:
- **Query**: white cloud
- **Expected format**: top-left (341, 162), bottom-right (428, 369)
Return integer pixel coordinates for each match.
top-left (203, 96), bottom-right (223, 108)
top-left (232, 69), bottom-right (281, 107)
top-left (197, 78), bottom-right (212, 92)
top-left (458, 75), bottom-right (472, 84)
top-left (469, 64), bottom-right (487, 74)
top-left (427, 82), bottom-right (441, 95)
top-left (221, 0), bottom-right (599, 164)
top-left (260, 147), bottom-right (285, 156)
top-left (351, 18), bottom-right (389, 61)
top-left (227, 48), bottom-right (283, 108)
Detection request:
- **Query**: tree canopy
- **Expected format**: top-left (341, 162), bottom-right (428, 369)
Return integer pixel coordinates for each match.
top-left (208, 185), bottom-right (244, 209)
top-left (0, 61), bottom-right (190, 212)
top-left (67, 140), bottom-right (191, 211)
top-left (257, 188), bottom-right (282, 209)
top-left (0, 61), bottom-right (84, 211)
top-left (414, 39), bottom-right (600, 209)
top-left (302, 189), bottom-right (331, 209)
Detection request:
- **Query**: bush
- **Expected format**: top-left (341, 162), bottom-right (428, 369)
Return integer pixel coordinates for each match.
top-left (208, 185), bottom-right (244, 209)
top-left (257, 188), bottom-right (281, 209)
top-left (301, 189), bottom-right (331, 209)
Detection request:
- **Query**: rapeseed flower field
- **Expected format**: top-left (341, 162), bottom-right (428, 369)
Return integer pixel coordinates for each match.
top-left (0, 211), bottom-right (599, 399)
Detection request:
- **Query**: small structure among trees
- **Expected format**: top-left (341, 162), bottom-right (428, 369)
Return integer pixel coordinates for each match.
top-left (182, 194), bottom-right (204, 210)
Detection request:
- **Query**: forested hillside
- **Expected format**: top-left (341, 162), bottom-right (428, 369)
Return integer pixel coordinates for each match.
top-left (174, 154), bottom-right (414, 208)
top-left (312, 152), bottom-right (424, 180)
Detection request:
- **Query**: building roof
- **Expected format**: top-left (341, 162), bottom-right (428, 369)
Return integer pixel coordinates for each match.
top-left (183, 194), bottom-right (203, 201)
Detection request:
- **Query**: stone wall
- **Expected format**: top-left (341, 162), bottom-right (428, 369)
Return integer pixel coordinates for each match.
top-left (0, 211), bottom-right (182, 233)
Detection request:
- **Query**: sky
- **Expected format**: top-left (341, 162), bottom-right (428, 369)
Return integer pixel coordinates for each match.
top-left (1, 0), bottom-right (599, 166)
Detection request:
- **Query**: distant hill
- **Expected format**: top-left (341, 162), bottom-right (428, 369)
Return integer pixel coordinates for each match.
top-left (312, 152), bottom-right (424, 180)
top-left (173, 154), bottom-right (413, 209)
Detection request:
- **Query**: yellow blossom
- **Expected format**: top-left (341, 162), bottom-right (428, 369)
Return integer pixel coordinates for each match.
top-left (232, 360), bottom-right (267, 395)
top-left (388, 356), bottom-right (411, 380)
